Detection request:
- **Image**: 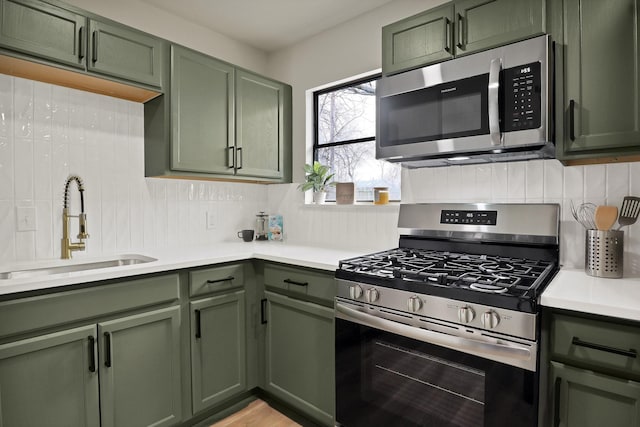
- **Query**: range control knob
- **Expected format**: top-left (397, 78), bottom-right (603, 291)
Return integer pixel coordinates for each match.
top-left (481, 311), bottom-right (500, 329)
top-left (365, 288), bottom-right (380, 303)
top-left (349, 285), bottom-right (363, 299)
top-left (407, 296), bottom-right (422, 312)
top-left (458, 306), bottom-right (475, 324)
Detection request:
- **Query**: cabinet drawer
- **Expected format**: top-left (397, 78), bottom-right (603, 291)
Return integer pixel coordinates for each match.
top-left (189, 263), bottom-right (244, 297)
top-left (263, 263), bottom-right (335, 303)
top-left (0, 273), bottom-right (179, 339)
top-left (552, 313), bottom-right (640, 377)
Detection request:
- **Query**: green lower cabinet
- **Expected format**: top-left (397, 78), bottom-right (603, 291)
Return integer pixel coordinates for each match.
top-left (0, 324), bottom-right (100, 427)
top-left (190, 290), bottom-right (247, 413)
top-left (263, 290), bottom-right (334, 426)
top-left (557, 0), bottom-right (640, 162)
top-left (551, 361), bottom-right (640, 427)
top-left (99, 306), bottom-right (182, 427)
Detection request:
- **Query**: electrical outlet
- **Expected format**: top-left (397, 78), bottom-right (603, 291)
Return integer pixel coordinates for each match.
top-left (206, 210), bottom-right (217, 230)
top-left (16, 206), bottom-right (37, 231)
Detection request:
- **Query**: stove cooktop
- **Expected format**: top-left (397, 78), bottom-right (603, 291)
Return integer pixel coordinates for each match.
top-left (336, 247), bottom-right (558, 313)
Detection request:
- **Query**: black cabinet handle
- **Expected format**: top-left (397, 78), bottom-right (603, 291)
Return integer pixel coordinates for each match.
top-left (92, 31), bottom-right (98, 63)
top-left (553, 377), bottom-right (561, 427)
top-left (78, 26), bottom-right (85, 60)
top-left (569, 99), bottom-right (576, 141)
top-left (206, 276), bottom-right (234, 284)
top-left (227, 146), bottom-right (235, 169)
top-left (456, 13), bottom-right (464, 49)
top-left (195, 309), bottom-right (202, 339)
top-left (284, 278), bottom-right (308, 287)
top-left (260, 298), bottom-right (267, 324)
top-left (572, 336), bottom-right (637, 358)
top-left (104, 332), bottom-right (112, 367)
top-left (443, 18), bottom-right (451, 53)
top-left (88, 335), bottom-right (96, 373)
top-left (237, 147), bottom-right (243, 170)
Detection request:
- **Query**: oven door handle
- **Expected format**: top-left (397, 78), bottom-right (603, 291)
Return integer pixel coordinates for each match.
top-left (336, 302), bottom-right (532, 364)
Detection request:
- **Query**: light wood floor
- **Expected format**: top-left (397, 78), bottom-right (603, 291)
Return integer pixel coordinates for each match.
top-left (211, 399), bottom-right (301, 427)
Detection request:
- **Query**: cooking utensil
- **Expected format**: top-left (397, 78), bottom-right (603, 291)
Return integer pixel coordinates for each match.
top-left (594, 205), bottom-right (618, 231)
top-left (617, 196), bottom-right (640, 229)
top-left (570, 201), bottom-right (597, 230)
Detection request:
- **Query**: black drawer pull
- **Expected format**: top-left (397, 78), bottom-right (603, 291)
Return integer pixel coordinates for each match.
top-left (88, 335), bottom-right (96, 373)
top-left (195, 309), bottom-right (202, 339)
top-left (569, 99), bottom-right (576, 141)
top-left (553, 377), bottom-right (561, 427)
top-left (284, 278), bottom-right (308, 287)
top-left (572, 336), bottom-right (637, 358)
top-left (206, 276), bottom-right (234, 284)
top-left (104, 332), bottom-right (112, 367)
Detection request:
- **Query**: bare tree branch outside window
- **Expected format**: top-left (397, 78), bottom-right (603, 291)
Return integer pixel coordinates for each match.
top-left (314, 77), bottom-right (401, 201)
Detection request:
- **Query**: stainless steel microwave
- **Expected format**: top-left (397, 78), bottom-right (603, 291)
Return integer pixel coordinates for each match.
top-left (376, 35), bottom-right (553, 167)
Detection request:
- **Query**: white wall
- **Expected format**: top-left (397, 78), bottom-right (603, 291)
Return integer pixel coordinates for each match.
top-left (64, 0), bottom-right (269, 74)
top-left (0, 75), bottom-right (266, 262)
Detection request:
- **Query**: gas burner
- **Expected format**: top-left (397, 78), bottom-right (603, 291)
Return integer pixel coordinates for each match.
top-left (470, 283), bottom-right (510, 293)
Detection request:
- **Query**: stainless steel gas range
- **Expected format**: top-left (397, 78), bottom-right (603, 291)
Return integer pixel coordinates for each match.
top-left (334, 203), bottom-right (560, 427)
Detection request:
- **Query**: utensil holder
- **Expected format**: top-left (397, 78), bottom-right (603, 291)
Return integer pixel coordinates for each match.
top-left (585, 230), bottom-right (624, 278)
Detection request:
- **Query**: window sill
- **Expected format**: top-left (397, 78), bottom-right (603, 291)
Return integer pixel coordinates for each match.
top-left (301, 201), bottom-right (401, 209)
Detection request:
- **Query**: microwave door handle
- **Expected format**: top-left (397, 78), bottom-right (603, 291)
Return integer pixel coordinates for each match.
top-left (488, 58), bottom-right (502, 146)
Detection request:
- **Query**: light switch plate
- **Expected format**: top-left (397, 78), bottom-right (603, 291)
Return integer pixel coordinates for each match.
top-left (206, 210), bottom-right (217, 229)
top-left (16, 206), bottom-right (37, 231)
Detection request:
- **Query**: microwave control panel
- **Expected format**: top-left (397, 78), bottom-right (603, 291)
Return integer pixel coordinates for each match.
top-left (502, 61), bottom-right (541, 132)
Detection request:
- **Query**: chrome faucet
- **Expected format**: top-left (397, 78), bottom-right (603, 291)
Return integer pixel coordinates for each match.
top-left (61, 175), bottom-right (89, 259)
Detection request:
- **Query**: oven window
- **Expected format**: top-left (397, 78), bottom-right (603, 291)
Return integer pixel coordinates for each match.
top-left (379, 74), bottom-right (489, 147)
top-left (336, 318), bottom-right (537, 427)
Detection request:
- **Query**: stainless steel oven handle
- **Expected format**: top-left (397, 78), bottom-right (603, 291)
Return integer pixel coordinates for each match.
top-left (488, 58), bottom-right (502, 146)
top-left (336, 302), bottom-right (531, 362)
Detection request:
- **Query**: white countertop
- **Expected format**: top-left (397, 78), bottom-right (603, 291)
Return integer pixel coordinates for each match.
top-left (0, 242), bottom-right (363, 297)
top-left (541, 268), bottom-right (640, 322)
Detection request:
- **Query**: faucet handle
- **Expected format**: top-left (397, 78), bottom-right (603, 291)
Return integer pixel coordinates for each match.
top-left (78, 213), bottom-right (89, 239)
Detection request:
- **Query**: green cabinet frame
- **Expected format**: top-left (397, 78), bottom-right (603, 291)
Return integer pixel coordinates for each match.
top-left (263, 290), bottom-right (334, 426)
top-left (190, 291), bottom-right (247, 413)
top-left (551, 361), bottom-right (640, 427)
top-left (0, 324), bottom-right (100, 427)
top-left (556, 0), bottom-right (640, 163)
top-left (382, 0), bottom-right (545, 75)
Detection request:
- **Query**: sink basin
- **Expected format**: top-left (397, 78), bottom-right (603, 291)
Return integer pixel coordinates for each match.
top-left (0, 254), bottom-right (157, 280)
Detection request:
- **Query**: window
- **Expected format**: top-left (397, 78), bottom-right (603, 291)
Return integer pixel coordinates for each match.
top-left (314, 75), bottom-right (401, 202)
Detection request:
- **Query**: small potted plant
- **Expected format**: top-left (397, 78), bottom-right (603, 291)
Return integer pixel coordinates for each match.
top-left (298, 161), bottom-right (335, 204)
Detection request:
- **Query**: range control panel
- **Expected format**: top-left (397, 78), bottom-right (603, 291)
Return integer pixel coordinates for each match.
top-left (502, 61), bottom-right (541, 132)
top-left (440, 210), bottom-right (498, 225)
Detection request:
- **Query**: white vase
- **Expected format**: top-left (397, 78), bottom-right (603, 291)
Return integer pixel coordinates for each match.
top-left (312, 191), bottom-right (327, 204)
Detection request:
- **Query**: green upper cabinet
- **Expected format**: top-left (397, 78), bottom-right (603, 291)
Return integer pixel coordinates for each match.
top-left (171, 45), bottom-right (235, 175)
top-left (87, 18), bottom-right (163, 88)
top-left (190, 291), bottom-right (247, 414)
top-left (0, 324), bottom-right (100, 427)
top-left (454, 0), bottom-right (545, 56)
top-left (382, 0), bottom-right (545, 75)
top-left (556, 0), bottom-right (640, 163)
top-left (99, 306), bottom-right (182, 427)
top-left (0, 0), bottom-right (86, 68)
top-left (382, 4), bottom-right (454, 75)
top-left (236, 70), bottom-right (286, 179)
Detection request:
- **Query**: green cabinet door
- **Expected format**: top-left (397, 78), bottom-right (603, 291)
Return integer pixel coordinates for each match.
top-left (0, 0), bottom-right (85, 68)
top-left (171, 45), bottom-right (235, 175)
top-left (454, 0), bottom-right (545, 56)
top-left (87, 19), bottom-right (163, 88)
top-left (551, 361), bottom-right (640, 427)
top-left (236, 70), bottom-right (285, 179)
top-left (263, 291), bottom-right (334, 426)
top-left (190, 291), bottom-right (247, 413)
top-left (0, 324), bottom-right (100, 427)
top-left (382, 4), bottom-right (454, 75)
top-left (99, 306), bottom-right (182, 427)
top-left (558, 0), bottom-right (640, 161)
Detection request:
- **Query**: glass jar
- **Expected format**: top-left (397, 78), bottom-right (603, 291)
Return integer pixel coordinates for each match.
top-left (373, 187), bottom-right (389, 205)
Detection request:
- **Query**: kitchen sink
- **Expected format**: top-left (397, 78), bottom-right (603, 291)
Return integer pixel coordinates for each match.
top-left (0, 254), bottom-right (157, 280)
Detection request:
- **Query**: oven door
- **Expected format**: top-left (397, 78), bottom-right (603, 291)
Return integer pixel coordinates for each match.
top-left (335, 301), bottom-right (539, 427)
